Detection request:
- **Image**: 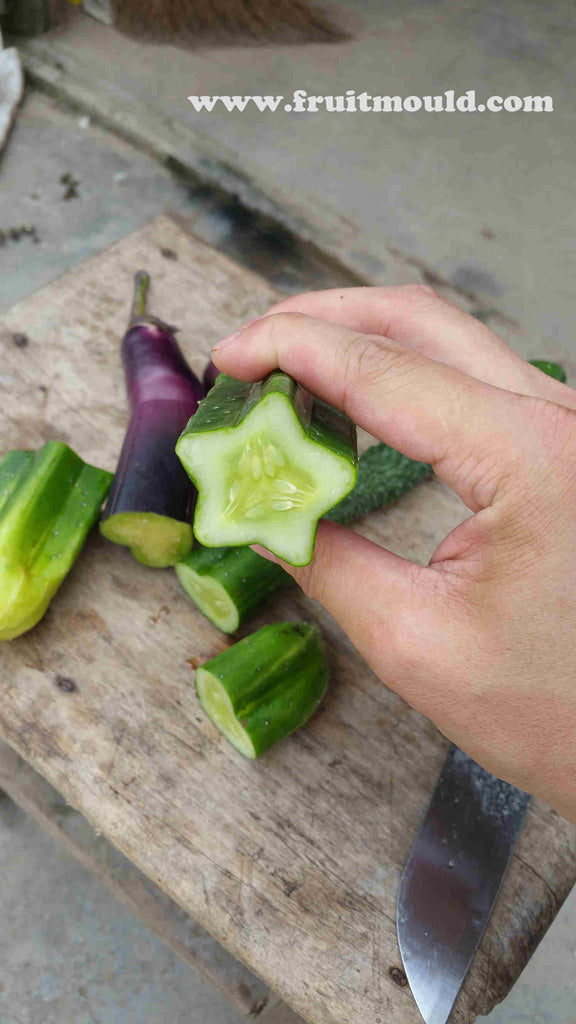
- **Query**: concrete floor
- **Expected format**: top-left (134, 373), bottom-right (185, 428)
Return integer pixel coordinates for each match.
top-left (1, 3), bottom-right (576, 1020)
top-left (16, 0), bottom-right (576, 357)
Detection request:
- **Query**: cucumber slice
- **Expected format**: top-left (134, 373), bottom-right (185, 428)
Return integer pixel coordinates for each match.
top-left (0, 441), bottom-right (112, 641)
top-left (175, 544), bottom-right (288, 633)
top-left (176, 372), bottom-right (358, 567)
top-left (196, 621), bottom-right (327, 758)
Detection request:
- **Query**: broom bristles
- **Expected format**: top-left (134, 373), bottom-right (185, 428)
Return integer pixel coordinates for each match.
top-left (111, 0), bottom-right (347, 45)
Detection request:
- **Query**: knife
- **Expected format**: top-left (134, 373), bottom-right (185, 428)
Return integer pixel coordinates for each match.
top-left (397, 744), bottom-right (531, 1024)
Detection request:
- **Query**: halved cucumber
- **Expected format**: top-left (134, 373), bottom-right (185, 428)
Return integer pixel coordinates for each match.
top-left (176, 372), bottom-right (358, 567)
top-left (0, 441), bottom-right (112, 641)
top-left (195, 621), bottom-right (328, 758)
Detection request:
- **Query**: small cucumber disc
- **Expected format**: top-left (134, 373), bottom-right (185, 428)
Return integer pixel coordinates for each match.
top-left (175, 561), bottom-right (240, 633)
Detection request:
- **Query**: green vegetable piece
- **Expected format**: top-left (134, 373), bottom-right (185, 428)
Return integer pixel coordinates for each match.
top-left (176, 372), bottom-right (358, 566)
top-left (175, 442), bottom-right (432, 633)
top-left (529, 359), bottom-right (567, 383)
top-left (196, 621), bottom-right (327, 758)
top-left (101, 512), bottom-right (192, 568)
top-left (0, 440), bottom-right (112, 642)
top-left (175, 544), bottom-right (288, 634)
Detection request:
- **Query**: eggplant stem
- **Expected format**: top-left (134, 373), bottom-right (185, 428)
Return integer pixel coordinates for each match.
top-left (128, 271), bottom-right (178, 334)
top-left (130, 270), bottom-right (150, 326)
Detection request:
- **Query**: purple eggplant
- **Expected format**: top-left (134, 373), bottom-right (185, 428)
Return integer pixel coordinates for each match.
top-left (203, 358), bottom-right (221, 392)
top-left (100, 271), bottom-right (204, 567)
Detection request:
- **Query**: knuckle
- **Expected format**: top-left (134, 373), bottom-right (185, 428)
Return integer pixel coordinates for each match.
top-left (339, 330), bottom-right (421, 412)
top-left (341, 331), bottom-right (381, 378)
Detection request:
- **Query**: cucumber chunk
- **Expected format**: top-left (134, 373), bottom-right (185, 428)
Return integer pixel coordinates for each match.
top-left (0, 441), bottom-right (112, 641)
top-left (175, 544), bottom-right (288, 633)
top-left (196, 621), bottom-right (328, 758)
top-left (176, 372), bottom-right (358, 566)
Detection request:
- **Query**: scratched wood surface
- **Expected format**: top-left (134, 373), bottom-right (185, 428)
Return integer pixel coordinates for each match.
top-left (0, 215), bottom-right (574, 1024)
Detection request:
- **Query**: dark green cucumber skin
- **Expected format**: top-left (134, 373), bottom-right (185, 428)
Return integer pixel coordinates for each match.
top-left (0, 450), bottom-right (34, 516)
top-left (199, 622), bottom-right (327, 756)
top-left (529, 360), bottom-right (566, 383)
top-left (179, 544), bottom-right (289, 620)
top-left (326, 442), bottom-right (432, 525)
top-left (179, 371), bottom-right (357, 468)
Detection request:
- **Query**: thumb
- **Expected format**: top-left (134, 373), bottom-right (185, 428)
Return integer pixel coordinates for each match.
top-left (254, 519), bottom-right (433, 668)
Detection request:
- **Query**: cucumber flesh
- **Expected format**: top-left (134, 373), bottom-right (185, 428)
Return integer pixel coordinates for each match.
top-left (197, 670), bottom-right (258, 758)
top-left (175, 544), bottom-right (289, 633)
top-left (176, 554), bottom-right (240, 633)
top-left (100, 511), bottom-right (192, 568)
top-left (0, 441), bottom-right (112, 641)
top-left (196, 621), bottom-right (327, 758)
top-left (176, 372), bottom-right (357, 567)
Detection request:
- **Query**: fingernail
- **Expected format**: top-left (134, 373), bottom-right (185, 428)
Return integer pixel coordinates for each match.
top-left (213, 318), bottom-right (258, 353)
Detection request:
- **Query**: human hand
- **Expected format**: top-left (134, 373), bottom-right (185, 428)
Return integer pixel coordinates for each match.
top-left (212, 285), bottom-right (576, 821)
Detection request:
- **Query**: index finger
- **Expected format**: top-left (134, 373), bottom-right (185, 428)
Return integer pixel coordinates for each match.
top-left (212, 311), bottom-right (543, 512)
top-left (262, 285), bottom-right (576, 409)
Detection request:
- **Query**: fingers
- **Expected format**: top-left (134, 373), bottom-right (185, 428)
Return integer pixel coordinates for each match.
top-left (250, 286), bottom-right (576, 409)
top-left (213, 310), bottom-right (540, 511)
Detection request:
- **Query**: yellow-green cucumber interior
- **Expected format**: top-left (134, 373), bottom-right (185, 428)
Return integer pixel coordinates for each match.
top-left (101, 511), bottom-right (192, 568)
top-left (175, 544), bottom-right (290, 633)
top-left (175, 560), bottom-right (240, 632)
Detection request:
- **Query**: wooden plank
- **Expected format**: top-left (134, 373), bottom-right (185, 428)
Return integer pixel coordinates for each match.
top-left (0, 738), bottom-right (282, 1020)
top-left (0, 215), bottom-right (574, 1024)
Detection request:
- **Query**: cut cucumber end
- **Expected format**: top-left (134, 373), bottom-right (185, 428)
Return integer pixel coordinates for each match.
top-left (100, 512), bottom-right (193, 568)
top-left (195, 622), bottom-right (328, 758)
top-left (178, 391), bottom-right (357, 566)
top-left (196, 667), bottom-right (257, 758)
top-left (175, 561), bottom-right (240, 633)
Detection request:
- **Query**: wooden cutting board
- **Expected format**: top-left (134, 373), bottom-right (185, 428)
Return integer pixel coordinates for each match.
top-left (0, 214), bottom-right (574, 1024)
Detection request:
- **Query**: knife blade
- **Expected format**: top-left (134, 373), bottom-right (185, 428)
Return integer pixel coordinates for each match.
top-left (397, 744), bottom-right (531, 1024)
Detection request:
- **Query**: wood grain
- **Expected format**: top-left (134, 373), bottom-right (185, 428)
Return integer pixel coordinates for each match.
top-left (0, 215), bottom-right (574, 1024)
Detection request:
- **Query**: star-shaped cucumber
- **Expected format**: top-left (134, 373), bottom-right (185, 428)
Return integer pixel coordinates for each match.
top-left (176, 372), bottom-right (358, 566)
